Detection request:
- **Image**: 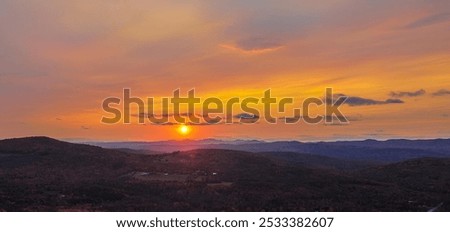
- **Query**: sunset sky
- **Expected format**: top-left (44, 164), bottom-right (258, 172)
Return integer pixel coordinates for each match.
top-left (1, 0), bottom-right (449, 141)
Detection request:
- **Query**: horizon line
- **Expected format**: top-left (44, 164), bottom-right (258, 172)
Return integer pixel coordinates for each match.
top-left (1, 135), bottom-right (449, 144)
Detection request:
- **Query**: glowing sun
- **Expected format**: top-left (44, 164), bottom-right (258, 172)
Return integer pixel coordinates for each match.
top-left (177, 125), bottom-right (191, 136)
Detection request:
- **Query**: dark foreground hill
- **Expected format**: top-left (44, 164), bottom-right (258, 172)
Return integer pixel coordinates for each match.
top-left (0, 137), bottom-right (449, 212)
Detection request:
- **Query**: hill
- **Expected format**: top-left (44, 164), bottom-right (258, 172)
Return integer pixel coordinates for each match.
top-left (0, 137), bottom-right (449, 212)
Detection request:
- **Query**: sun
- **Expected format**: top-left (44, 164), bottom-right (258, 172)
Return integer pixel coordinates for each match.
top-left (177, 125), bottom-right (191, 136)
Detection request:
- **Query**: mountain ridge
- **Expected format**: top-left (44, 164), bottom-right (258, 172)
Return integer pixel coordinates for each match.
top-left (87, 138), bottom-right (450, 163)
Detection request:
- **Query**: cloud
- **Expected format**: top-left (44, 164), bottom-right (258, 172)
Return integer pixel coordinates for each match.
top-left (279, 114), bottom-right (361, 123)
top-left (385, 99), bottom-right (404, 104)
top-left (390, 89), bottom-right (425, 98)
top-left (234, 113), bottom-right (260, 119)
top-left (133, 113), bottom-right (202, 119)
top-left (432, 89), bottom-right (450, 96)
top-left (323, 123), bottom-right (349, 127)
top-left (363, 132), bottom-right (394, 137)
top-left (220, 37), bottom-right (284, 55)
top-left (334, 94), bottom-right (404, 106)
top-left (236, 37), bottom-right (283, 51)
top-left (403, 12), bottom-right (450, 29)
top-left (149, 121), bottom-right (243, 126)
top-left (133, 113), bottom-right (261, 125)
top-left (233, 113), bottom-right (260, 123)
top-left (150, 122), bottom-right (215, 126)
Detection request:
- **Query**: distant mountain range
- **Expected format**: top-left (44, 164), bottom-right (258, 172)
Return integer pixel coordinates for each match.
top-left (0, 136), bottom-right (449, 212)
top-left (88, 138), bottom-right (450, 163)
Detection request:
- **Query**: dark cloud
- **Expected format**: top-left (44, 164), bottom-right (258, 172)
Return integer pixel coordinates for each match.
top-left (390, 89), bottom-right (425, 98)
top-left (385, 99), bottom-right (404, 104)
top-left (404, 12), bottom-right (450, 29)
top-left (234, 113), bottom-right (259, 119)
top-left (80, 126), bottom-right (90, 130)
top-left (432, 89), bottom-right (450, 96)
top-left (334, 94), bottom-right (404, 106)
top-left (233, 113), bottom-right (259, 123)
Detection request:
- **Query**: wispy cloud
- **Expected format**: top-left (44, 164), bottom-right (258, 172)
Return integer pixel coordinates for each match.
top-left (220, 38), bottom-right (284, 55)
top-left (403, 12), bottom-right (450, 29)
top-left (149, 121), bottom-right (244, 126)
top-left (279, 115), bottom-right (362, 123)
top-left (432, 89), bottom-right (450, 96)
top-left (133, 113), bottom-right (201, 118)
top-left (334, 94), bottom-right (404, 106)
top-left (390, 89), bottom-right (425, 98)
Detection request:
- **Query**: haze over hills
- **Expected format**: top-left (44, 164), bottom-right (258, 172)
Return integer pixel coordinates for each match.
top-left (88, 138), bottom-right (450, 163)
top-left (0, 136), bottom-right (449, 212)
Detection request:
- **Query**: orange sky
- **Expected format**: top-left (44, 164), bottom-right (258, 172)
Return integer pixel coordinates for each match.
top-left (0, 0), bottom-right (449, 141)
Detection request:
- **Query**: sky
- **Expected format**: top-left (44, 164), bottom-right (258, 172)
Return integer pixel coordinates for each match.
top-left (0, 0), bottom-right (449, 141)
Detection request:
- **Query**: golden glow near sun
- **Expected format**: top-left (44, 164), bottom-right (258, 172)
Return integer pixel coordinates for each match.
top-left (177, 125), bottom-right (191, 136)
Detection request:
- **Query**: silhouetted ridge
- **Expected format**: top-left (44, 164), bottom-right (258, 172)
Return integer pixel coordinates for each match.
top-left (0, 136), bottom-right (102, 155)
